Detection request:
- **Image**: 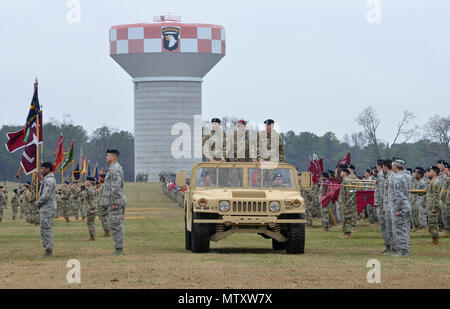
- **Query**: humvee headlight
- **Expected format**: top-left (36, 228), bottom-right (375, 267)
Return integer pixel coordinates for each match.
top-left (198, 198), bottom-right (207, 206)
top-left (285, 199), bottom-right (292, 206)
top-left (219, 201), bottom-right (230, 212)
top-left (293, 199), bottom-right (301, 207)
top-left (269, 201), bottom-right (280, 212)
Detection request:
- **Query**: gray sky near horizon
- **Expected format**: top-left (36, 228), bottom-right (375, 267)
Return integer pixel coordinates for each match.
top-left (0, 0), bottom-right (448, 145)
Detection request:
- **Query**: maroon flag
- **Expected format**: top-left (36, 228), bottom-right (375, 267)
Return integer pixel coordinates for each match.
top-left (53, 135), bottom-right (64, 172)
top-left (320, 179), bottom-right (341, 207)
top-left (5, 117), bottom-right (42, 153)
top-left (336, 152), bottom-right (351, 168)
top-left (356, 190), bottom-right (375, 214)
top-left (20, 142), bottom-right (38, 175)
top-left (308, 158), bottom-right (323, 184)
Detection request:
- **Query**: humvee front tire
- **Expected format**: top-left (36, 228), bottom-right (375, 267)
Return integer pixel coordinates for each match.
top-left (191, 216), bottom-right (210, 253)
top-left (185, 216), bottom-right (191, 250)
top-left (286, 223), bottom-right (305, 254)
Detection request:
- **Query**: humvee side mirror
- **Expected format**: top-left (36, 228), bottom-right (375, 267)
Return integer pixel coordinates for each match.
top-left (176, 171), bottom-right (187, 187)
top-left (300, 172), bottom-right (312, 190)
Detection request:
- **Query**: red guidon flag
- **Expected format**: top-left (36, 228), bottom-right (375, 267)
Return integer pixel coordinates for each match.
top-left (356, 190), bottom-right (375, 214)
top-left (320, 179), bottom-right (341, 208)
top-left (53, 135), bottom-right (64, 172)
top-left (336, 152), bottom-right (351, 168)
top-left (19, 123), bottom-right (40, 175)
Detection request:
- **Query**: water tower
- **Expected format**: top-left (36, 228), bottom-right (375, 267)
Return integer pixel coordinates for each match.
top-left (109, 15), bottom-right (225, 181)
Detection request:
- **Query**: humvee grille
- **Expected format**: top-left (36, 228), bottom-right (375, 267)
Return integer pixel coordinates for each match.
top-left (232, 201), bottom-right (267, 213)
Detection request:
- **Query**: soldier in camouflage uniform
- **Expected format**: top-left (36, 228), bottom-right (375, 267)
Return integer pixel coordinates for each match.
top-left (410, 169), bottom-right (419, 229)
top-left (338, 168), bottom-right (353, 238)
top-left (374, 160), bottom-right (389, 254)
top-left (426, 166), bottom-right (441, 245)
top-left (299, 172), bottom-right (313, 227)
top-left (203, 118), bottom-right (227, 162)
top-left (382, 160), bottom-right (395, 254)
top-left (71, 183), bottom-right (81, 220)
top-left (97, 175), bottom-right (110, 237)
top-left (61, 182), bottom-right (71, 223)
top-left (440, 164), bottom-right (450, 237)
top-left (319, 172), bottom-right (331, 231)
top-left (80, 183), bottom-right (87, 220)
top-left (412, 168), bottom-right (427, 231)
top-left (23, 184), bottom-right (32, 224)
top-left (389, 159), bottom-right (411, 257)
top-left (35, 162), bottom-right (57, 258)
top-left (11, 189), bottom-right (20, 220)
top-left (348, 165), bottom-right (358, 230)
top-left (101, 149), bottom-right (127, 255)
top-left (257, 119), bottom-right (285, 163)
top-left (0, 186), bottom-right (6, 222)
top-left (85, 177), bottom-right (98, 241)
top-left (56, 190), bottom-right (63, 219)
top-left (30, 183), bottom-right (40, 225)
top-left (228, 120), bottom-right (254, 163)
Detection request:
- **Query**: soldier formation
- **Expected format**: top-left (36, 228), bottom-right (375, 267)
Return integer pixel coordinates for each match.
top-left (0, 149), bottom-right (126, 257)
top-left (136, 172), bottom-right (149, 182)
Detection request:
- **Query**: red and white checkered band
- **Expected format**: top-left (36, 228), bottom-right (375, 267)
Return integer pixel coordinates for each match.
top-left (109, 23), bottom-right (226, 55)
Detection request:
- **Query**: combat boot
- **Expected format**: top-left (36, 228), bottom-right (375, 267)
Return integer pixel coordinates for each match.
top-left (390, 250), bottom-right (402, 257)
top-left (112, 248), bottom-right (123, 256)
top-left (432, 238), bottom-right (438, 245)
top-left (339, 233), bottom-right (352, 239)
top-left (88, 235), bottom-right (96, 241)
top-left (352, 227), bottom-right (358, 233)
top-left (381, 246), bottom-right (392, 255)
top-left (37, 249), bottom-right (52, 258)
top-left (103, 231), bottom-right (110, 237)
top-left (400, 249), bottom-right (409, 257)
top-left (323, 227), bottom-right (329, 232)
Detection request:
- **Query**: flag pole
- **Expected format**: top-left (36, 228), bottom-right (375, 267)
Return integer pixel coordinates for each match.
top-left (35, 78), bottom-right (40, 200)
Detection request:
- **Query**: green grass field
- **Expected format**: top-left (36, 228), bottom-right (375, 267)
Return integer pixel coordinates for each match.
top-left (0, 182), bottom-right (449, 289)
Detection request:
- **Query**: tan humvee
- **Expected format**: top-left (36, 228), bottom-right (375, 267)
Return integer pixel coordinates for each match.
top-left (180, 162), bottom-right (307, 254)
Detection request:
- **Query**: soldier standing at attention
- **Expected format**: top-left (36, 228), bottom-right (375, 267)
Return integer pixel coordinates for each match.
top-left (85, 177), bottom-right (98, 241)
top-left (101, 149), bottom-right (127, 256)
top-left (374, 160), bottom-right (389, 253)
top-left (437, 160), bottom-right (448, 233)
top-left (427, 166), bottom-right (442, 245)
top-left (257, 119), bottom-right (285, 163)
top-left (71, 183), bottom-right (81, 220)
top-left (348, 165), bottom-right (358, 230)
top-left (319, 172), bottom-right (331, 232)
top-left (0, 186), bottom-right (6, 222)
top-left (440, 163), bottom-right (450, 237)
top-left (390, 159), bottom-right (411, 257)
top-left (414, 168), bottom-right (428, 232)
top-left (229, 120), bottom-right (252, 162)
top-left (11, 189), bottom-right (20, 220)
top-left (61, 181), bottom-right (71, 223)
top-left (97, 174), bottom-right (110, 237)
top-left (80, 183), bottom-right (87, 221)
top-left (410, 168), bottom-right (419, 230)
top-left (338, 168), bottom-right (353, 239)
top-left (35, 162), bottom-right (57, 258)
top-left (203, 118), bottom-right (226, 162)
top-left (382, 160), bottom-right (394, 255)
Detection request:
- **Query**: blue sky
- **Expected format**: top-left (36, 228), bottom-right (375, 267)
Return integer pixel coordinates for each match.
top-left (0, 0), bottom-right (448, 144)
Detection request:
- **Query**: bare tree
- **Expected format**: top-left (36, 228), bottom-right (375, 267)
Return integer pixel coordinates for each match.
top-left (423, 115), bottom-right (450, 161)
top-left (356, 107), bottom-right (381, 158)
top-left (351, 132), bottom-right (367, 148)
top-left (356, 107), bottom-right (416, 159)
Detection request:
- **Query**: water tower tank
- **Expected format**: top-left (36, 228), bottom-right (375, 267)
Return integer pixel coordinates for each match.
top-left (109, 15), bottom-right (225, 181)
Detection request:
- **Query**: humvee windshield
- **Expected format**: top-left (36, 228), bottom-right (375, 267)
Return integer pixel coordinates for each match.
top-left (195, 166), bottom-right (296, 189)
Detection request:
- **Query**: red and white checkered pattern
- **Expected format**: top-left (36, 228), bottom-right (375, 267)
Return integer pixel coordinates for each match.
top-left (109, 23), bottom-right (226, 55)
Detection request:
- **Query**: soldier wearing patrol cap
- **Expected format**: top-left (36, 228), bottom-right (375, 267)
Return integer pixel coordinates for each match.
top-left (101, 149), bottom-right (127, 255)
top-left (257, 119), bottom-right (285, 163)
top-left (203, 118), bottom-right (226, 162)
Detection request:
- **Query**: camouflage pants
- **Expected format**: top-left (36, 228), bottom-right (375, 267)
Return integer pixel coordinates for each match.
top-left (384, 203), bottom-right (394, 247)
top-left (411, 202), bottom-right (420, 229)
top-left (32, 207), bottom-right (40, 224)
top-left (87, 212), bottom-right (96, 237)
top-left (73, 204), bottom-right (80, 220)
top-left (428, 210), bottom-right (440, 239)
top-left (20, 203), bottom-right (24, 218)
top-left (377, 204), bottom-right (390, 248)
top-left (40, 215), bottom-right (54, 250)
top-left (0, 207), bottom-right (3, 222)
top-left (108, 207), bottom-right (124, 249)
top-left (351, 198), bottom-right (357, 226)
top-left (12, 205), bottom-right (19, 220)
top-left (63, 203), bottom-right (71, 221)
top-left (342, 202), bottom-right (353, 234)
top-left (445, 203), bottom-right (450, 231)
top-left (442, 202), bottom-right (449, 230)
top-left (305, 199), bottom-right (313, 225)
top-left (391, 210), bottom-right (410, 252)
top-left (321, 203), bottom-right (330, 228)
top-left (367, 204), bottom-right (377, 224)
top-left (80, 204), bottom-right (87, 219)
top-left (419, 205), bottom-right (428, 228)
top-left (98, 206), bottom-right (110, 233)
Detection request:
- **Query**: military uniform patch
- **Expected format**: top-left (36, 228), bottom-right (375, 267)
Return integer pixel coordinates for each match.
top-left (162, 27), bottom-right (180, 51)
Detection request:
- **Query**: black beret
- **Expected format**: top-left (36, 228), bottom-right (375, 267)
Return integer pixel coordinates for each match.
top-left (431, 166), bottom-right (440, 174)
top-left (41, 162), bottom-right (54, 170)
top-left (264, 119), bottom-right (274, 124)
top-left (107, 149), bottom-right (120, 155)
top-left (64, 181), bottom-right (70, 184)
top-left (437, 160), bottom-right (446, 164)
top-left (322, 172), bottom-right (330, 178)
top-left (86, 177), bottom-right (96, 182)
top-left (338, 164), bottom-right (348, 169)
top-left (211, 118), bottom-right (221, 124)
top-left (349, 165), bottom-right (355, 170)
top-left (0, 186), bottom-right (3, 189)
